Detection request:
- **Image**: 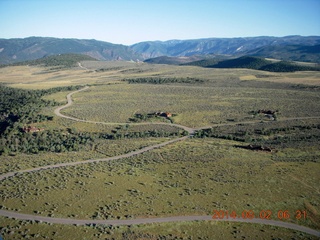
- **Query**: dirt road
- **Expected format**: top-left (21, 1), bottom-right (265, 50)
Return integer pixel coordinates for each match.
top-left (0, 209), bottom-right (319, 237)
top-left (77, 62), bottom-right (88, 70)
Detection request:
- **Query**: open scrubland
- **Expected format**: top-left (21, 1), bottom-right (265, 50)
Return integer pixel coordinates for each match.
top-left (0, 61), bottom-right (319, 239)
top-left (60, 83), bottom-right (320, 127)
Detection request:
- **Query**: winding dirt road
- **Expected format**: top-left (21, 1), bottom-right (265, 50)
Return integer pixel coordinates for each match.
top-left (0, 209), bottom-right (319, 237)
top-left (1, 86), bottom-right (319, 237)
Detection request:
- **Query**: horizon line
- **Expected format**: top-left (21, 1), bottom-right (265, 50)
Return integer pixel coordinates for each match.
top-left (1, 35), bottom-right (320, 46)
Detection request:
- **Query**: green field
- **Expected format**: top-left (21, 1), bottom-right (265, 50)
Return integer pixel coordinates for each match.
top-left (1, 139), bottom-right (319, 222)
top-left (60, 83), bottom-right (320, 127)
top-left (0, 61), bottom-right (319, 239)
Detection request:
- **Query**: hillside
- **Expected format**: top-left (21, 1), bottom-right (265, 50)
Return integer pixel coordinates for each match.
top-left (131, 36), bottom-right (320, 61)
top-left (0, 37), bottom-right (142, 64)
top-left (181, 58), bottom-right (219, 67)
top-left (208, 56), bottom-right (271, 69)
top-left (203, 56), bottom-right (320, 72)
top-left (180, 56), bottom-right (320, 72)
top-left (246, 44), bottom-right (320, 63)
top-left (144, 56), bottom-right (205, 65)
top-left (1, 36), bottom-right (320, 65)
top-left (8, 53), bottom-right (98, 68)
top-left (259, 61), bottom-right (320, 72)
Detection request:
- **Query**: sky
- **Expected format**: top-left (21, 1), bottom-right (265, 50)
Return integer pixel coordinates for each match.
top-left (0, 0), bottom-right (319, 45)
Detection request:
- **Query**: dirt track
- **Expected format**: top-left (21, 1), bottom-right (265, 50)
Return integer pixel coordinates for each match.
top-left (0, 209), bottom-right (319, 237)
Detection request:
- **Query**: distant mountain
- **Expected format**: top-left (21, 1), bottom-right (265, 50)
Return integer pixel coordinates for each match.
top-left (0, 37), bottom-right (142, 64)
top-left (1, 36), bottom-right (320, 65)
top-left (131, 36), bottom-right (320, 62)
top-left (4, 53), bottom-right (97, 68)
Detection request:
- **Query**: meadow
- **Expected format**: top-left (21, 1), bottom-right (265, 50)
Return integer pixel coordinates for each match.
top-left (1, 138), bottom-right (319, 222)
top-left (1, 138), bottom-right (319, 239)
top-left (1, 61), bottom-right (320, 89)
top-left (60, 83), bottom-right (320, 127)
top-left (0, 60), bottom-right (319, 239)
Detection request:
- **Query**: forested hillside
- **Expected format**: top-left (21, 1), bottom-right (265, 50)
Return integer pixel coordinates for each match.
top-left (186, 56), bottom-right (320, 72)
top-left (246, 44), bottom-right (320, 63)
top-left (0, 37), bottom-right (142, 64)
top-left (131, 36), bottom-right (320, 62)
top-left (1, 53), bottom-right (97, 68)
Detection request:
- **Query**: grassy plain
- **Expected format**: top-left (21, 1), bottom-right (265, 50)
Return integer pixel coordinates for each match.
top-left (0, 138), bottom-right (171, 174)
top-left (1, 61), bottom-right (320, 89)
top-left (0, 138), bottom-right (319, 239)
top-left (0, 61), bottom-right (319, 239)
top-left (60, 83), bottom-right (320, 127)
top-left (1, 139), bottom-right (319, 224)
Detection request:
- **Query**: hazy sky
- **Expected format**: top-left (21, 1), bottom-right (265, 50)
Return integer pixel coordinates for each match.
top-left (0, 0), bottom-right (319, 45)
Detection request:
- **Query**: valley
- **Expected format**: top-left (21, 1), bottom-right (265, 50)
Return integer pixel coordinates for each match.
top-left (0, 60), bottom-right (319, 239)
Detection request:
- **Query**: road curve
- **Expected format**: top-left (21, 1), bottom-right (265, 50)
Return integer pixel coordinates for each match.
top-left (53, 86), bottom-right (90, 122)
top-left (1, 86), bottom-right (319, 237)
top-left (77, 62), bottom-right (88, 70)
top-left (53, 86), bottom-right (195, 134)
top-left (0, 210), bottom-right (319, 237)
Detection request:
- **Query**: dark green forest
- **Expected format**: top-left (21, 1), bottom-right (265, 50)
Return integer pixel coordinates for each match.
top-left (0, 54), bottom-right (97, 69)
top-left (186, 56), bottom-right (320, 72)
top-left (0, 85), bottom-right (90, 155)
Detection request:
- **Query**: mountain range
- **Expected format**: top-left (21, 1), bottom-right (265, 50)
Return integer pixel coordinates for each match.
top-left (0, 37), bottom-right (141, 64)
top-left (0, 35), bottom-right (320, 64)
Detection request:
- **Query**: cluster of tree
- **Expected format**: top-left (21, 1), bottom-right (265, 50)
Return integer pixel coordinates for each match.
top-left (1, 54), bottom-right (97, 69)
top-left (109, 129), bottom-right (188, 140)
top-left (291, 84), bottom-right (320, 91)
top-left (1, 85), bottom-right (52, 135)
top-left (95, 67), bottom-right (122, 72)
top-left (0, 129), bottom-right (95, 155)
top-left (129, 113), bottom-right (174, 123)
top-left (0, 85), bottom-right (84, 134)
top-left (123, 77), bottom-right (204, 84)
top-left (194, 124), bottom-right (320, 149)
top-left (129, 113), bottom-right (155, 122)
top-left (0, 85), bottom-right (87, 155)
top-left (185, 56), bottom-right (320, 72)
top-left (0, 125), bottom-right (189, 155)
top-left (254, 124), bottom-right (320, 136)
top-left (267, 134), bottom-right (320, 146)
top-left (207, 56), bottom-right (271, 69)
top-left (182, 59), bottom-right (221, 67)
top-left (38, 85), bottom-right (85, 95)
top-left (259, 61), bottom-right (320, 72)
top-left (193, 128), bottom-right (247, 142)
